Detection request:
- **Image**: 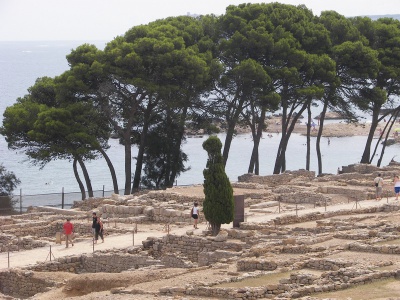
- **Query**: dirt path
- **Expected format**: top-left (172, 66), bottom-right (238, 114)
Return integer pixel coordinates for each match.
top-left (0, 222), bottom-right (203, 270)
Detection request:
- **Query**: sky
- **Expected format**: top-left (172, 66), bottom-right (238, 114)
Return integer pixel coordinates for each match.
top-left (0, 0), bottom-right (399, 41)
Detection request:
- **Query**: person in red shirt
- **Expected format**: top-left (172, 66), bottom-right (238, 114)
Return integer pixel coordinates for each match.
top-left (63, 218), bottom-right (74, 248)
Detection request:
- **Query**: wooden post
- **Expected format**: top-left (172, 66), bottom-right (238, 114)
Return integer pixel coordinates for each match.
top-left (19, 189), bottom-right (22, 214)
top-left (61, 187), bottom-right (65, 209)
top-left (45, 245), bottom-right (55, 262)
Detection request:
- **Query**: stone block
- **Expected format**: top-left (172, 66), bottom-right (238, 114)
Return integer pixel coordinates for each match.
top-left (144, 207), bottom-right (154, 217)
top-left (121, 206), bottom-right (130, 215)
top-left (214, 230), bottom-right (228, 242)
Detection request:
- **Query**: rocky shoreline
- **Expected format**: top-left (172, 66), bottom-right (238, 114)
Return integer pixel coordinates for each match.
top-left (188, 115), bottom-right (400, 139)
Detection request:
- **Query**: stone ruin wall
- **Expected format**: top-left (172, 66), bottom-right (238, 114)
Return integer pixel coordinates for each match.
top-left (339, 163), bottom-right (400, 183)
top-left (240, 204), bottom-right (400, 229)
top-left (341, 163), bottom-right (381, 174)
top-left (317, 186), bottom-right (369, 201)
top-left (1, 220), bottom-right (58, 238)
top-left (237, 170), bottom-right (334, 205)
top-left (160, 269), bottom-right (400, 300)
top-left (2, 200), bottom-right (399, 254)
top-left (98, 204), bottom-right (194, 224)
top-left (0, 221), bottom-right (95, 253)
top-left (238, 169), bottom-right (315, 186)
top-left (156, 233), bottom-right (400, 299)
top-left (149, 234), bottom-right (245, 266)
top-left (273, 188), bottom-right (329, 205)
top-left (0, 234), bottom-right (47, 252)
top-left (2, 229), bottom-right (400, 299)
top-left (140, 190), bottom-right (204, 205)
top-left (0, 269), bottom-right (56, 299)
top-left (0, 251), bottom-right (164, 299)
top-left (0, 218), bottom-right (134, 253)
top-left (26, 251), bottom-right (162, 274)
top-left (348, 242), bottom-right (400, 255)
top-left (236, 257), bottom-right (353, 272)
top-left (70, 166), bottom-right (396, 225)
top-left (71, 190), bottom-right (205, 224)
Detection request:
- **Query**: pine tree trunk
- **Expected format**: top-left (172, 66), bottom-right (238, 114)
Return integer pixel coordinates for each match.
top-left (306, 104), bottom-right (312, 170)
top-left (164, 109), bottom-right (173, 188)
top-left (273, 101), bottom-right (308, 174)
top-left (73, 158), bottom-right (86, 200)
top-left (211, 223), bottom-right (221, 236)
top-left (378, 110), bottom-right (399, 166)
top-left (316, 100), bottom-right (328, 175)
top-left (247, 122), bottom-right (257, 173)
top-left (78, 158), bottom-right (93, 198)
top-left (132, 101), bottom-right (155, 192)
top-left (222, 97), bottom-right (246, 166)
top-left (168, 106), bottom-right (188, 187)
top-left (273, 89), bottom-right (288, 174)
top-left (98, 148), bottom-right (119, 194)
top-left (360, 105), bottom-right (381, 163)
top-left (123, 131), bottom-right (132, 195)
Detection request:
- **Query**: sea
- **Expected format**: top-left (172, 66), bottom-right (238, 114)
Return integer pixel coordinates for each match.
top-left (1, 41), bottom-right (399, 200)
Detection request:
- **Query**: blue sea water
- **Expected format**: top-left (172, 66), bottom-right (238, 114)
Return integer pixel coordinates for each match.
top-left (1, 41), bottom-right (399, 196)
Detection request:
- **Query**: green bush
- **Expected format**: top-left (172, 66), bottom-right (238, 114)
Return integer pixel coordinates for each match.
top-left (0, 164), bottom-right (20, 214)
top-left (202, 136), bottom-right (234, 235)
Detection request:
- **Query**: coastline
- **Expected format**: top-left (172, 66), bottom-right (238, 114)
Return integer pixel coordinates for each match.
top-left (264, 117), bottom-right (400, 138)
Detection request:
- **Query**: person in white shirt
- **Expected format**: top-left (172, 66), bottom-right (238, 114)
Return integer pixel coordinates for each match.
top-left (393, 175), bottom-right (400, 200)
top-left (190, 202), bottom-right (200, 229)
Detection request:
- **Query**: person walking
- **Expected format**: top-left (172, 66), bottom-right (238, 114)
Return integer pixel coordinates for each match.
top-left (374, 173), bottom-right (384, 200)
top-left (91, 212), bottom-right (97, 238)
top-left (94, 216), bottom-right (104, 243)
top-left (63, 218), bottom-right (74, 248)
top-left (190, 202), bottom-right (200, 229)
top-left (394, 175), bottom-right (400, 200)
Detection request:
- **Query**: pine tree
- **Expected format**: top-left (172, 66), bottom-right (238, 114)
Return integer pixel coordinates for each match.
top-left (202, 136), bottom-right (234, 235)
top-left (0, 164), bottom-right (20, 213)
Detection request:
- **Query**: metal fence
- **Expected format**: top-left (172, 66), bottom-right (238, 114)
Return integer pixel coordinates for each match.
top-left (0, 181), bottom-right (190, 215)
top-left (0, 186), bottom-right (128, 214)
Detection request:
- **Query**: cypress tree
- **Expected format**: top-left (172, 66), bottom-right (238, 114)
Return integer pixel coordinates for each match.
top-left (202, 136), bottom-right (234, 236)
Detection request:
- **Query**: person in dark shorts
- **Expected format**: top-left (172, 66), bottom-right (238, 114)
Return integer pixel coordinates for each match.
top-left (394, 175), bottom-right (400, 200)
top-left (190, 202), bottom-right (199, 229)
top-left (94, 216), bottom-right (104, 243)
top-left (91, 212), bottom-right (97, 237)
